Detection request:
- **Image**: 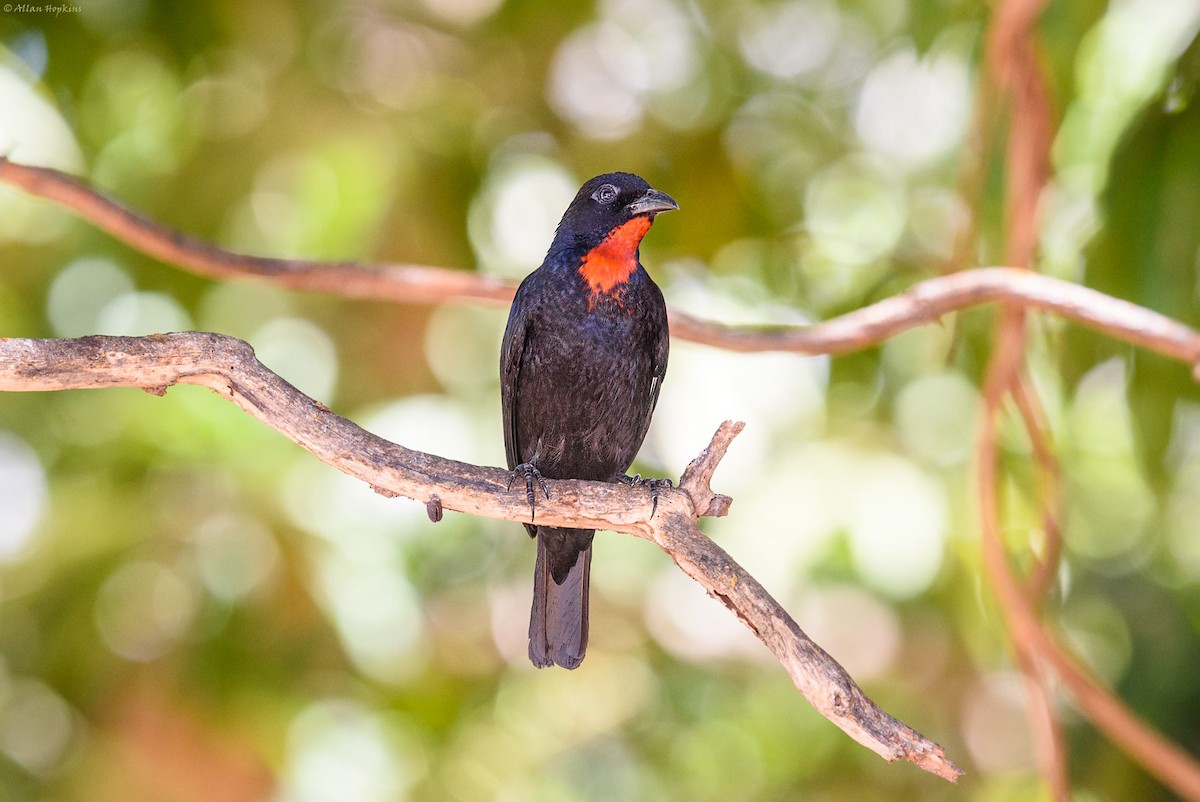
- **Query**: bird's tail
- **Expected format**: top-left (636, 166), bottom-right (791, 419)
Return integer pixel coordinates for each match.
top-left (529, 527), bottom-right (594, 669)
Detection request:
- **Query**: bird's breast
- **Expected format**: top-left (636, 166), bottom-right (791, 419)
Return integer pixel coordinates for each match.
top-left (577, 217), bottom-right (653, 295)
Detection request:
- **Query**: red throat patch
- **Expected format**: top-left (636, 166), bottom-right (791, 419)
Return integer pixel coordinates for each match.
top-left (578, 216), bottom-right (654, 295)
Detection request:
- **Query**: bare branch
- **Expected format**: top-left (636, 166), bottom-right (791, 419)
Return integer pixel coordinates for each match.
top-left (5, 157), bottom-right (1200, 366)
top-left (980, 0), bottom-right (1069, 787)
top-left (654, 513), bottom-right (961, 779)
top-left (1010, 368), bottom-right (1070, 793)
top-left (979, 303), bottom-right (1074, 798)
top-left (677, 419), bottom-right (742, 517)
top-left (1011, 371), bottom-right (1064, 605)
top-left (0, 332), bottom-right (963, 782)
top-left (0, 158), bottom-right (513, 307)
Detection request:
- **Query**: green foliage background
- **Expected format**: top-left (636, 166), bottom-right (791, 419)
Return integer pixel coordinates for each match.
top-left (1, 1), bottom-right (1199, 800)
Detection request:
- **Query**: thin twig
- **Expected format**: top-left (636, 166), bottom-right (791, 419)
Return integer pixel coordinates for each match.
top-left (986, 0), bottom-right (1053, 267)
top-left (0, 332), bottom-right (964, 782)
top-left (1011, 371), bottom-right (1063, 604)
top-left (981, 0), bottom-right (1068, 792)
top-left (980, 306), bottom-right (1072, 799)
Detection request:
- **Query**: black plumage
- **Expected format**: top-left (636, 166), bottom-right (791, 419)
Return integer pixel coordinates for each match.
top-left (500, 172), bottom-right (676, 669)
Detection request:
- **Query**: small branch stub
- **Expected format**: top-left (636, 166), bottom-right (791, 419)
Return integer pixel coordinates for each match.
top-left (427, 495), bottom-right (444, 523)
top-left (679, 419), bottom-right (744, 517)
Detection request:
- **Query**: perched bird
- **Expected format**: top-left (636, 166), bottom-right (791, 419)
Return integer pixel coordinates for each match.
top-left (500, 172), bottom-right (677, 669)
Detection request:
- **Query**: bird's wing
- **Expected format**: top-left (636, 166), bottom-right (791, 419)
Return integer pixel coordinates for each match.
top-left (500, 278), bottom-right (531, 471)
top-left (648, 281), bottom-right (669, 414)
top-left (501, 277), bottom-right (541, 540)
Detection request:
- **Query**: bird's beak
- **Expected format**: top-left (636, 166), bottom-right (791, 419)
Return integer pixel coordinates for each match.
top-left (628, 187), bottom-right (679, 217)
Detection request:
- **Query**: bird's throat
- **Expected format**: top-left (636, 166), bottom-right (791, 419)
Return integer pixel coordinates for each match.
top-left (578, 217), bottom-right (653, 295)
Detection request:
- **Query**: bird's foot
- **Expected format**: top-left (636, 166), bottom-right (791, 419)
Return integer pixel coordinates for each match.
top-left (508, 462), bottom-right (550, 522)
top-left (616, 473), bottom-right (674, 519)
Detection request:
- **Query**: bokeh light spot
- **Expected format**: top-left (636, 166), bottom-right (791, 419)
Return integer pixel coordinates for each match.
top-left (547, 0), bottom-right (698, 139)
top-left (283, 700), bottom-right (423, 802)
top-left (548, 22), bottom-right (645, 140)
top-left (314, 550), bottom-right (425, 684)
top-left (795, 584), bottom-right (901, 680)
top-left (907, 186), bottom-right (969, 260)
top-left (854, 47), bottom-right (971, 168)
top-left (645, 567), bottom-right (763, 662)
top-left (0, 432), bottom-right (47, 562)
top-left (198, 281), bottom-right (293, 340)
top-left (95, 291), bottom-right (193, 336)
top-left (894, 371), bottom-right (980, 466)
top-left (738, 0), bottom-right (840, 80)
top-left (468, 155), bottom-right (577, 278)
top-left (191, 514), bottom-right (281, 602)
top-left (422, 0), bottom-right (505, 26)
top-left (0, 63), bottom-right (84, 244)
top-left (94, 562), bottom-right (198, 661)
top-left (961, 672), bottom-right (1036, 774)
top-left (45, 257), bottom-right (135, 338)
top-left (250, 318), bottom-right (339, 405)
top-left (848, 454), bottom-right (947, 599)
top-left (804, 155), bottom-right (907, 265)
top-left (1059, 594), bottom-right (1132, 687)
top-left (0, 679), bottom-right (76, 776)
top-left (424, 305), bottom-right (505, 396)
top-left (1065, 360), bottom-right (1155, 563)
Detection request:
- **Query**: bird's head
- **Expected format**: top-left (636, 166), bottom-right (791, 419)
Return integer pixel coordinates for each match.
top-left (549, 172), bottom-right (678, 294)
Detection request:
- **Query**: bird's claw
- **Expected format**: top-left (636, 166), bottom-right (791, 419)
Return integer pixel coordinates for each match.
top-left (508, 462), bottom-right (550, 522)
top-left (617, 473), bottom-right (674, 519)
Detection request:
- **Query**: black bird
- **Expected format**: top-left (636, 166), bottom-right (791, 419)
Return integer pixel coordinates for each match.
top-left (500, 172), bottom-right (677, 669)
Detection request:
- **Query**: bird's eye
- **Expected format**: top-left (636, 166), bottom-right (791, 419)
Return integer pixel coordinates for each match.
top-left (592, 184), bottom-right (618, 204)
